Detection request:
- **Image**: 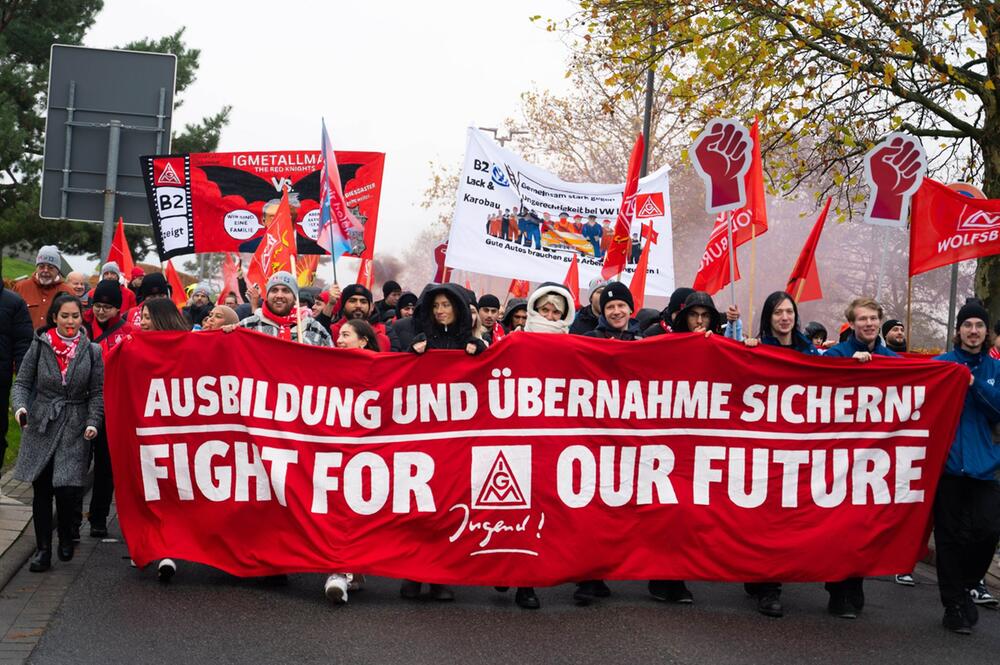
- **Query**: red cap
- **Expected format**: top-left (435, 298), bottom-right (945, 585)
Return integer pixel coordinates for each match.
top-left (131, 267), bottom-right (146, 279)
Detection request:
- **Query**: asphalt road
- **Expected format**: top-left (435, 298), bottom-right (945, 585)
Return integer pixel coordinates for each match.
top-left (22, 526), bottom-right (1000, 665)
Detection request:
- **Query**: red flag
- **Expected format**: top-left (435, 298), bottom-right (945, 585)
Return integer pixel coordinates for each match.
top-left (217, 253), bottom-right (243, 305)
top-left (107, 217), bottom-right (135, 277)
top-left (465, 278), bottom-right (473, 292)
top-left (563, 254), bottom-right (580, 309)
top-left (715, 118), bottom-right (769, 247)
top-left (357, 257), bottom-right (374, 290)
top-left (786, 198), bottom-right (832, 303)
top-left (692, 217), bottom-right (741, 295)
top-left (433, 242), bottom-right (452, 283)
top-left (601, 134), bottom-right (644, 279)
top-left (246, 188), bottom-right (297, 290)
top-left (508, 279), bottom-right (530, 298)
top-left (164, 261), bottom-right (188, 309)
top-left (629, 226), bottom-right (654, 310)
top-left (909, 178), bottom-right (1000, 276)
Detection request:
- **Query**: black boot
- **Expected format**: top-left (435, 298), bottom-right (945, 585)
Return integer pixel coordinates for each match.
top-left (429, 584), bottom-right (454, 601)
top-left (757, 590), bottom-right (784, 618)
top-left (89, 518), bottom-right (108, 538)
top-left (515, 587), bottom-right (540, 610)
top-left (29, 548), bottom-right (51, 573)
top-left (399, 580), bottom-right (422, 599)
top-left (57, 541), bottom-right (74, 562)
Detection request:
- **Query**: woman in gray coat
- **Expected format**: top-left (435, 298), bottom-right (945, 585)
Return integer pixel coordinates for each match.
top-left (12, 294), bottom-right (103, 572)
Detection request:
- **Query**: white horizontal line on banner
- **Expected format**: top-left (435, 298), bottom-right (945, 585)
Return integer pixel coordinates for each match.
top-left (134, 424), bottom-right (930, 444)
top-left (470, 549), bottom-right (539, 557)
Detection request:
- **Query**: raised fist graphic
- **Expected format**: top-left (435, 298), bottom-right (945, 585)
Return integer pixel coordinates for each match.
top-left (691, 119), bottom-right (753, 213)
top-left (863, 133), bottom-right (927, 226)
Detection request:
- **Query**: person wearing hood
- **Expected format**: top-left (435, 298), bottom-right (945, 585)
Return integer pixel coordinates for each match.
top-left (14, 245), bottom-right (73, 331)
top-left (0, 264), bottom-right (33, 478)
top-left (569, 285), bottom-right (605, 336)
top-left (584, 282), bottom-right (643, 340)
top-left (402, 283), bottom-right (484, 602)
top-left (882, 318), bottom-right (907, 353)
top-left (932, 300), bottom-right (1000, 634)
top-left (388, 291), bottom-right (421, 351)
top-left (524, 283), bottom-right (573, 335)
top-left (12, 294), bottom-right (103, 572)
top-left (644, 287), bottom-right (695, 337)
top-left (89, 261), bottom-right (136, 314)
top-left (201, 305), bottom-right (239, 331)
top-left (502, 298), bottom-right (528, 333)
top-left (183, 282), bottom-right (214, 329)
top-left (408, 283), bottom-right (487, 357)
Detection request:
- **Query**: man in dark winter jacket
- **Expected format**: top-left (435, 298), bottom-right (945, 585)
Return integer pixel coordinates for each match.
top-left (583, 282), bottom-right (643, 340)
top-left (932, 300), bottom-right (1000, 634)
top-left (316, 284), bottom-right (391, 352)
top-left (644, 287), bottom-right (695, 337)
top-left (882, 318), bottom-right (907, 353)
top-left (569, 285), bottom-right (605, 335)
top-left (478, 294), bottom-right (503, 344)
top-left (502, 298), bottom-right (528, 333)
top-left (0, 268), bottom-right (33, 473)
top-left (388, 291), bottom-right (421, 352)
top-left (372, 280), bottom-right (402, 324)
top-left (182, 282), bottom-right (214, 329)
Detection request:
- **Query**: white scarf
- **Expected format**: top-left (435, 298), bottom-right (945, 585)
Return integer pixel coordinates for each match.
top-left (524, 310), bottom-right (570, 334)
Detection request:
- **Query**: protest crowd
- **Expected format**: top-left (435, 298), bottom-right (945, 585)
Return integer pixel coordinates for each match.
top-left (1, 241), bottom-right (999, 636)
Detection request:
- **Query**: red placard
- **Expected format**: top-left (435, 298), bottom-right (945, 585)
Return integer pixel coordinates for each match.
top-left (690, 119), bottom-right (753, 214)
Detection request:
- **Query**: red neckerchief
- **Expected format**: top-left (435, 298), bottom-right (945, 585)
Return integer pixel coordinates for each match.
top-left (990, 346), bottom-right (1000, 360)
top-left (264, 305), bottom-right (297, 341)
top-left (492, 321), bottom-right (506, 343)
top-left (659, 320), bottom-right (672, 334)
top-left (47, 328), bottom-right (81, 383)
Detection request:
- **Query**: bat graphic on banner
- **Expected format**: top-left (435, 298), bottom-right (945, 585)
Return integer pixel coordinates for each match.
top-left (142, 151), bottom-right (384, 260)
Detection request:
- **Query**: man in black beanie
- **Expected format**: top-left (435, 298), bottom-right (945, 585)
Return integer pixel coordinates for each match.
top-left (882, 318), bottom-right (907, 353)
top-left (584, 281), bottom-right (642, 340)
top-left (316, 283), bottom-right (390, 351)
top-left (933, 298), bottom-right (1000, 634)
top-left (645, 286), bottom-right (695, 337)
top-left (372, 280), bottom-right (402, 323)
top-left (478, 294), bottom-right (502, 343)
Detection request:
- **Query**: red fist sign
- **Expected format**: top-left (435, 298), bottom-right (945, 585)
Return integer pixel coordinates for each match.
top-left (691, 119), bottom-right (753, 214)
top-left (863, 133), bottom-right (927, 227)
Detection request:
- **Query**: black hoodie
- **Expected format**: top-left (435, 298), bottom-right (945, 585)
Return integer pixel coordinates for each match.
top-left (0, 277), bottom-right (33, 375)
top-left (410, 283), bottom-right (486, 354)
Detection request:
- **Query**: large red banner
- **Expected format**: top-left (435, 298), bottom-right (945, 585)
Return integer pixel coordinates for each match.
top-left (105, 331), bottom-right (968, 585)
top-left (141, 150), bottom-right (385, 260)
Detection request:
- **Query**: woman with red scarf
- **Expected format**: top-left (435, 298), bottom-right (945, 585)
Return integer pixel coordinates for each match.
top-left (11, 294), bottom-right (103, 572)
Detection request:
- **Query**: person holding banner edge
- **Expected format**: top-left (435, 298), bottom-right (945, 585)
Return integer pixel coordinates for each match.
top-left (932, 299), bottom-right (1000, 635)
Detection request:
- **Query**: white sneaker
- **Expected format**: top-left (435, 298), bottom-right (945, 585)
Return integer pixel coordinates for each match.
top-left (324, 574), bottom-right (349, 604)
top-left (894, 573), bottom-right (915, 586)
top-left (158, 558), bottom-right (176, 582)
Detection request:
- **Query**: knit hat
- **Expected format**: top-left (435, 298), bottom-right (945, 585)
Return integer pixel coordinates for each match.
top-left (881, 319), bottom-right (904, 339)
top-left (138, 272), bottom-right (170, 299)
top-left (340, 283), bottom-right (373, 309)
top-left (675, 291), bottom-right (721, 333)
top-left (131, 267), bottom-right (145, 279)
top-left (191, 281), bottom-right (211, 298)
top-left (91, 279), bottom-right (123, 309)
top-left (266, 271), bottom-right (299, 298)
top-left (36, 245), bottom-right (61, 270)
top-left (397, 292), bottom-right (418, 311)
top-left (599, 281), bottom-right (634, 315)
top-left (956, 299), bottom-right (989, 330)
top-left (101, 261), bottom-right (121, 279)
top-left (478, 294), bottom-right (501, 309)
top-left (382, 280), bottom-right (402, 297)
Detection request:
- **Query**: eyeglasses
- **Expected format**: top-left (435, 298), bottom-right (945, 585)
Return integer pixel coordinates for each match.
top-left (91, 304), bottom-right (117, 312)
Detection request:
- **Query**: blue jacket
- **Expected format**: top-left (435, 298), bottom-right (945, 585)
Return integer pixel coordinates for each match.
top-left (761, 330), bottom-right (821, 355)
top-left (824, 334), bottom-right (899, 358)
top-left (582, 223), bottom-right (602, 242)
top-left (935, 348), bottom-right (1000, 481)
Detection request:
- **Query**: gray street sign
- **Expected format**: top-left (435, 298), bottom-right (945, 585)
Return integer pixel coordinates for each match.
top-left (39, 44), bottom-right (176, 254)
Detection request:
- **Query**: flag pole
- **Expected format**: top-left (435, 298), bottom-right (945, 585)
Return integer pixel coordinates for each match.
top-left (328, 224), bottom-right (339, 286)
top-left (748, 223), bottom-right (757, 335)
top-left (291, 251), bottom-right (304, 342)
top-left (794, 275), bottom-right (806, 304)
top-left (905, 273), bottom-right (913, 346)
top-left (726, 209), bottom-right (737, 305)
